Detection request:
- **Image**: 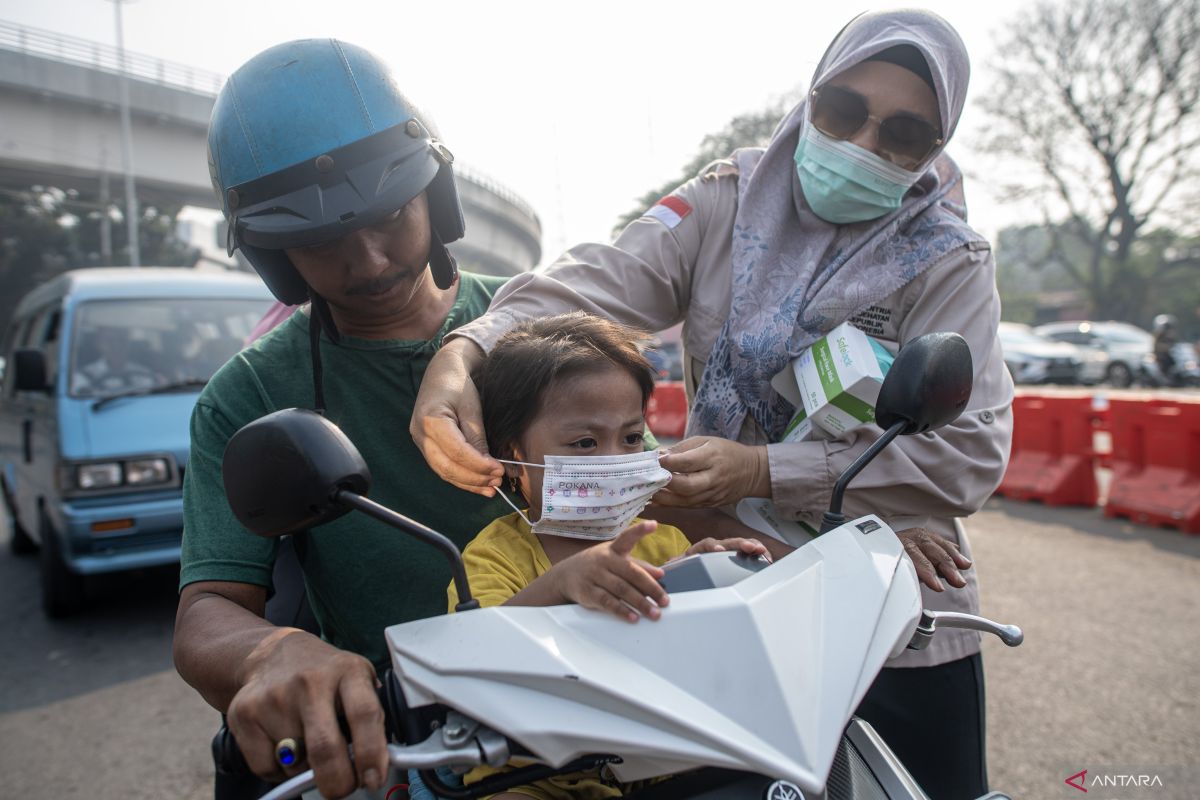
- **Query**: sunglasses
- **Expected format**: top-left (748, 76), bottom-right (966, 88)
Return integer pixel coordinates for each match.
top-left (810, 85), bottom-right (943, 169)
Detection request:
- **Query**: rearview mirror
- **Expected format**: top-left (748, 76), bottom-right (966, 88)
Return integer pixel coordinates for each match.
top-left (222, 408), bottom-right (370, 537)
top-left (875, 331), bottom-right (973, 434)
top-left (820, 332), bottom-right (973, 533)
top-left (14, 349), bottom-right (50, 393)
top-left (220, 407), bottom-right (480, 610)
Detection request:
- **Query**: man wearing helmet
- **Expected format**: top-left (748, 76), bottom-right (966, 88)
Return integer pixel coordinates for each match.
top-left (172, 40), bottom-right (513, 799)
top-left (1153, 313), bottom-right (1179, 379)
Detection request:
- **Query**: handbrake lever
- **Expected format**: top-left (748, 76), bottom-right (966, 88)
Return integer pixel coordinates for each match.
top-left (257, 715), bottom-right (509, 800)
top-left (907, 609), bottom-right (1024, 651)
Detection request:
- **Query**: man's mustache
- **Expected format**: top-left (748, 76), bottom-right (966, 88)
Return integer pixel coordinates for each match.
top-left (344, 270), bottom-right (408, 296)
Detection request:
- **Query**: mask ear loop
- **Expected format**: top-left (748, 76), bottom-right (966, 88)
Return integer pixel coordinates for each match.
top-left (494, 458), bottom-right (546, 528)
top-left (493, 487), bottom-right (533, 528)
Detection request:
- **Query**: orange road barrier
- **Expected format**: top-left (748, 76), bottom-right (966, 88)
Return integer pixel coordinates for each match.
top-left (646, 381), bottom-right (688, 440)
top-left (995, 394), bottom-right (1099, 506)
top-left (1103, 398), bottom-right (1200, 534)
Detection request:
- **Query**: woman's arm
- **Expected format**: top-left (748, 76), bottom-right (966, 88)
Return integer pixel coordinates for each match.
top-left (767, 245), bottom-right (1013, 521)
top-left (413, 177), bottom-right (718, 492)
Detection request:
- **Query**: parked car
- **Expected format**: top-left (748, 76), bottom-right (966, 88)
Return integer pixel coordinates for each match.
top-left (997, 322), bottom-right (1083, 384)
top-left (1034, 320), bottom-right (1154, 388)
top-left (0, 268), bottom-right (272, 616)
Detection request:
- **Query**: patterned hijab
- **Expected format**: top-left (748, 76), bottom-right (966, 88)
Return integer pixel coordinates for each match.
top-left (687, 9), bottom-right (988, 441)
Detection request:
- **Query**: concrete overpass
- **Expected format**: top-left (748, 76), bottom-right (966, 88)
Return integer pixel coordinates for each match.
top-left (0, 21), bottom-right (541, 275)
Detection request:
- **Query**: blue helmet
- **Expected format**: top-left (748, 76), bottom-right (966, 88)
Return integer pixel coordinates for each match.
top-left (207, 39), bottom-right (463, 303)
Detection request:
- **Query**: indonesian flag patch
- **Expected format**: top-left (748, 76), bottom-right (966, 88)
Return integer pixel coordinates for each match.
top-left (643, 195), bottom-right (693, 229)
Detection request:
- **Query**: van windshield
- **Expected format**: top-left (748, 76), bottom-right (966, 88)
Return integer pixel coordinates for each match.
top-left (69, 298), bottom-right (270, 398)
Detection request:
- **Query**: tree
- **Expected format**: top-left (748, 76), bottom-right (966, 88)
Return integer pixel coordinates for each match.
top-left (994, 223), bottom-right (1200, 334)
top-left (0, 185), bottom-right (198, 335)
top-left (613, 97), bottom-right (799, 234)
top-left (979, 0), bottom-right (1200, 323)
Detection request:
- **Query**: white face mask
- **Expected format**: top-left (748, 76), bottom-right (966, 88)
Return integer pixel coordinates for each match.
top-left (497, 451), bottom-right (672, 540)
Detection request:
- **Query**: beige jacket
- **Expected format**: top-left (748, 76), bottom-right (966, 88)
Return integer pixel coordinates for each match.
top-left (451, 162), bottom-right (1014, 668)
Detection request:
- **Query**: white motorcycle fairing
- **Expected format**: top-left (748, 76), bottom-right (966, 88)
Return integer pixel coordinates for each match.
top-left (385, 515), bottom-right (923, 796)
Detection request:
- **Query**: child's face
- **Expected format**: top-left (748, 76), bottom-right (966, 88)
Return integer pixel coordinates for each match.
top-left (511, 364), bottom-right (647, 519)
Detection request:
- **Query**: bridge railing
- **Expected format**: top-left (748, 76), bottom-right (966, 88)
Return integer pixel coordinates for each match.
top-left (455, 164), bottom-right (542, 231)
top-left (0, 20), bottom-right (225, 95)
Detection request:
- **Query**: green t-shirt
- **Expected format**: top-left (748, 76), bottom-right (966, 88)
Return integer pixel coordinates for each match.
top-left (180, 272), bottom-right (513, 669)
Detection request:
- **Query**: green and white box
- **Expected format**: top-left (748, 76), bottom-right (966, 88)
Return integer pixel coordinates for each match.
top-left (771, 322), bottom-right (895, 437)
top-left (780, 406), bottom-right (825, 443)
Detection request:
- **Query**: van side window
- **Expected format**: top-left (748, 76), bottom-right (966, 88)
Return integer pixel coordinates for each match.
top-left (15, 315), bottom-right (37, 348)
top-left (1, 320), bottom-right (20, 397)
top-left (40, 307), bottom-right (63, 389)
top-left (11, 305), bottom-right (63, 392)
top-left (4, 313), bottom-right (40, 397)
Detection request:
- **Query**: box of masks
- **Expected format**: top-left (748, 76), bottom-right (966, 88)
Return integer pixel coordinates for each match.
top-left (780, 405), bottom-right (822, 443)
top-left (771, 322), bottom-right (895, 438)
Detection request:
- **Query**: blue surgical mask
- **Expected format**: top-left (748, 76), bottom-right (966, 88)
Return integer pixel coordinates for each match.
top-left (794, 125), bottom-right (922, 224)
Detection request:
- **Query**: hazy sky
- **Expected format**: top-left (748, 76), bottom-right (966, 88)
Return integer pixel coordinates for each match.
top-left (0, 0), bottom-right (1040, 266)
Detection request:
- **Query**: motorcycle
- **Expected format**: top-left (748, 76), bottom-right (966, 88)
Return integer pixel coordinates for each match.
top-left (216, 331), bottom-right (1022, 800)
top-left (1138, 343), bottom-right (1200, 388)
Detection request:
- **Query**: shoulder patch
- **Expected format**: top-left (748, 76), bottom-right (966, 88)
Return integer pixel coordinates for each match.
top-left (699, 158), bottom-right (739, 181)
top-left (643, 195), bottom-right (693, 229)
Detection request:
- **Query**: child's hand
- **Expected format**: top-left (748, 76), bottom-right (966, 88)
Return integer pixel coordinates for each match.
top-left (681, 537), bottom-right (772, 561)
top-left (549, 521), bottom-right (670, 623)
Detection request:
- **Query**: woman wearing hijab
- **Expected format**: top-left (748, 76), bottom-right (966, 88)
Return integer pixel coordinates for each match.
top-left (413, 10), bottom-right (1012, 798)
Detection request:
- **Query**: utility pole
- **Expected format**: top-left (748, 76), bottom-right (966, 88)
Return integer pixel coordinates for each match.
top-left (99, 162), bottom-right (112, 265)
top-left (110, 0), bottom-right (140, 266)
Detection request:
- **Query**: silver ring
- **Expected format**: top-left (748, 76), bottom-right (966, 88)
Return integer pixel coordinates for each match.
top-left (274, 736), bottom-right (304, 769)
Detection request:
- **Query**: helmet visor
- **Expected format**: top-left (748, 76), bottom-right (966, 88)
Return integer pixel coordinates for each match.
top-left (228, 124), bottom-right (442, 251)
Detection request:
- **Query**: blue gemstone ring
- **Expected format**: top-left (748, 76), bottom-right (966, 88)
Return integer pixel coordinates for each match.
top-left (274, 737), bottom-right (304, 769)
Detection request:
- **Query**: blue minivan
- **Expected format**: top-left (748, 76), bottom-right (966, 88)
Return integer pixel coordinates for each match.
top-left (0, 268), bottom-right (272, 616)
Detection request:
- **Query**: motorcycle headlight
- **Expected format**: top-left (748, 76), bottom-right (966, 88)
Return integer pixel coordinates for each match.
top-left (125, 458), bottom-right (172, 486)
top-left (77, 462), bottom-right (123, 490)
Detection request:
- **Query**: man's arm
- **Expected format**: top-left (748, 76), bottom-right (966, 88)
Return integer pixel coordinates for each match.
top-left (173, 580), bottom-right (389, 799)
top-left (178, 391), bottom-right (388, 799)
top-left (174, 580), bottom-right (270, 710)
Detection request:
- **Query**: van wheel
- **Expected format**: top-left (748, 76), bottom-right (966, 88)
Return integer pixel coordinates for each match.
top-left (1, 482), bottom-right (35, 556)
top-left (3, 488), bottom-right (36, 556)
top-left (9, 521), bottom-right (36, 556)
top-left (40, 510), bottom-right (85, 618)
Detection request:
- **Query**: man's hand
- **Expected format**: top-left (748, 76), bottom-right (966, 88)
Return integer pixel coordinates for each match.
top-left (410, 338), bottom-right (504, 495)
top-left (547, 521), bottom-right (671, 622)
top-left (655, 437), bottom-right (771, 507)
top-left (897, 528), bottom-right (973, 591)
top-left (681, 537), bottom-right (771, 561)
top-left (225, 630), bottom-right (388, 799)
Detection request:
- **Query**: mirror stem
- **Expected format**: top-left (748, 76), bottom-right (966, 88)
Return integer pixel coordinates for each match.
top-left (819, 420), bottom-right (908, 534)
top-left (334, 490), bottom-right (480, 611)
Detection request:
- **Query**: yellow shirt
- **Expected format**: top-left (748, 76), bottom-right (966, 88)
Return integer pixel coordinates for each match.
top-left (448, 511), bottom-right (691, 611)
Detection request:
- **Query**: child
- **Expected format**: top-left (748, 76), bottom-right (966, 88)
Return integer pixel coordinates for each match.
top-left (445, 312), bottom-right (767, 800)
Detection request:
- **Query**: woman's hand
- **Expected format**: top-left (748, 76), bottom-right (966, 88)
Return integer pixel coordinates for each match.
top-left (409, 338), bottom-right (504, 495)
top-left (655, 437), bottom-right (771, 508)
top-left (681, 537), bottom-right (772, 561)
top-left (547, 521), bottom-right (671, 622)
top-left (897, 528), bottom-right (973, 591)
top-left (225, 630), bottom-right (388, 799)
